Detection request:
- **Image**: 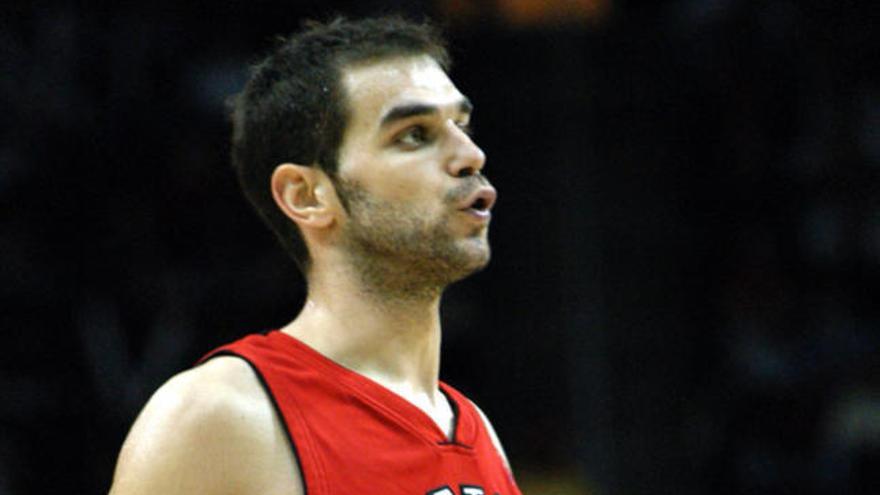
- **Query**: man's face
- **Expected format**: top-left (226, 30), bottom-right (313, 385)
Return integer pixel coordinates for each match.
top-left (333, 55), bottom-right (495, 287)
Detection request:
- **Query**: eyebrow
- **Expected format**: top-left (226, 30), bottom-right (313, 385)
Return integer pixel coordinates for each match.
top-left (379, 98), bottom-right (473, 128)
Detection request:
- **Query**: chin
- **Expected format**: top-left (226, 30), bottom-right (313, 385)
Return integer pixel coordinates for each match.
top-left (471, 242), bottom-right (492, 268)
top-left (451, 242), bottom-right (491, 278)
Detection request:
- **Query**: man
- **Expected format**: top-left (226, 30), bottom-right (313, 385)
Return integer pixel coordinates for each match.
top-left (109, 16), bottom-right (520, 495)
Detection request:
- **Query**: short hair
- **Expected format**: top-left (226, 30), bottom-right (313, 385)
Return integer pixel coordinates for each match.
top-left (230, 16), bottom-right (451, 273)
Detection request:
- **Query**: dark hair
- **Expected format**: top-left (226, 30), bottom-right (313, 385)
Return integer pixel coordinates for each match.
top-left (230, 16), bottom-right (451, 273)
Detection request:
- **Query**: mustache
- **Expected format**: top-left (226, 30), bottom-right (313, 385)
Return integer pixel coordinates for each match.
top-left (445, 174), bottom-right (491, 204)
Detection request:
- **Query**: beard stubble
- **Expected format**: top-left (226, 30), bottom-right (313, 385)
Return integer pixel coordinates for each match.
top-left (334, 176), bottom-right (491, 299)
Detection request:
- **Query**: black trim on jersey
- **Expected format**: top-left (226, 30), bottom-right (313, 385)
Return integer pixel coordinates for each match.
top-left (204, 350), bottom-right (309, 495)
top-left (437, 387), bottom-right (468, 447)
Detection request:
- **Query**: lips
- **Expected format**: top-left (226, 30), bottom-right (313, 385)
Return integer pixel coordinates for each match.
top-left (458, 186), bottom-right (497, 214)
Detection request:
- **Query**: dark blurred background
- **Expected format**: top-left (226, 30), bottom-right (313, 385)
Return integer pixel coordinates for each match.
top-left (2, 0), bottom-right (878, 494)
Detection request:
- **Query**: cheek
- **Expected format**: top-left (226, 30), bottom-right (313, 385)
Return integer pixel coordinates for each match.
top-left (373, 166), bottom-right (445, 204)
top-left (395, 181), bottom-right (448, 217)
top-left (386, 178), bottom-right (432, 202)
top-left (341, 149), bottom-right (448, 210)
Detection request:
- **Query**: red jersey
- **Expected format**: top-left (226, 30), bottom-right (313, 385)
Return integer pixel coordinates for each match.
top-left (200, 331), bottom-right (522, 495)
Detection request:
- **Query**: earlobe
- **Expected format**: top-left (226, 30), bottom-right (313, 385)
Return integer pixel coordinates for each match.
top-left (271, 164), bottom-right (335, 229)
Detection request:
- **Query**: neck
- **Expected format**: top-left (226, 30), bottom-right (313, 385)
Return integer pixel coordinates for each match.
top-left (281, 257), bottom-right (445, 399)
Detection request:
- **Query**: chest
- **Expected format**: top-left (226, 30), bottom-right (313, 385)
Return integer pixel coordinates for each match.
top-left (270, 381), bottom-right (517, 495)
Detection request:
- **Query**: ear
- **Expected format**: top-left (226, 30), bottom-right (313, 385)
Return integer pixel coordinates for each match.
top-left (271, 163), bottom-right (336, 230)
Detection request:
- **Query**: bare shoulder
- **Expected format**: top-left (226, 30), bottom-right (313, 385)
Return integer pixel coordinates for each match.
top-left (109, 356), bottom-right (302, 495)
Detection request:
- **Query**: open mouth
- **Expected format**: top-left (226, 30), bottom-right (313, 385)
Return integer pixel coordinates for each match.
top-left (469, 197), bottom-right (489, 212)
top-left (459, 187), bottom-right (497, 218)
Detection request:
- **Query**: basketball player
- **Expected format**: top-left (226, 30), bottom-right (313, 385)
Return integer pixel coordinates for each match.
top-left (108, 16), bottom-right (520, 495)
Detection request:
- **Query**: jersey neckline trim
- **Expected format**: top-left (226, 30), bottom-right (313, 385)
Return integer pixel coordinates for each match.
top-left (269, 330), bottom-right (473, 447)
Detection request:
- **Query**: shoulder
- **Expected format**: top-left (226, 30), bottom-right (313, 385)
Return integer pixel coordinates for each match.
top-left (469, 399), bottom-right (513, 472)
top-left (109, 356), bottom-right (301, 495)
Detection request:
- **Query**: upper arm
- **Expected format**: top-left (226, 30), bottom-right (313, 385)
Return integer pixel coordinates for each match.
top-left (108, 357), bottom-right (302, 495)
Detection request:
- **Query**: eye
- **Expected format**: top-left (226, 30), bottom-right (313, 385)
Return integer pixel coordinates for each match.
top-left (395, 125), bottom-right (431, 148)
top-left (455, 120), bottom-right (473, 136)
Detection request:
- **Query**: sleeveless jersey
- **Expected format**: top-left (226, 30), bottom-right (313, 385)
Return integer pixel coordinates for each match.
top-left (200, 331), bottom-right (522, 495)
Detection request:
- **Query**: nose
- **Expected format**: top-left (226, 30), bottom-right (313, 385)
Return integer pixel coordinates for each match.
top-left (446, 123), bottom-right (486, 178)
